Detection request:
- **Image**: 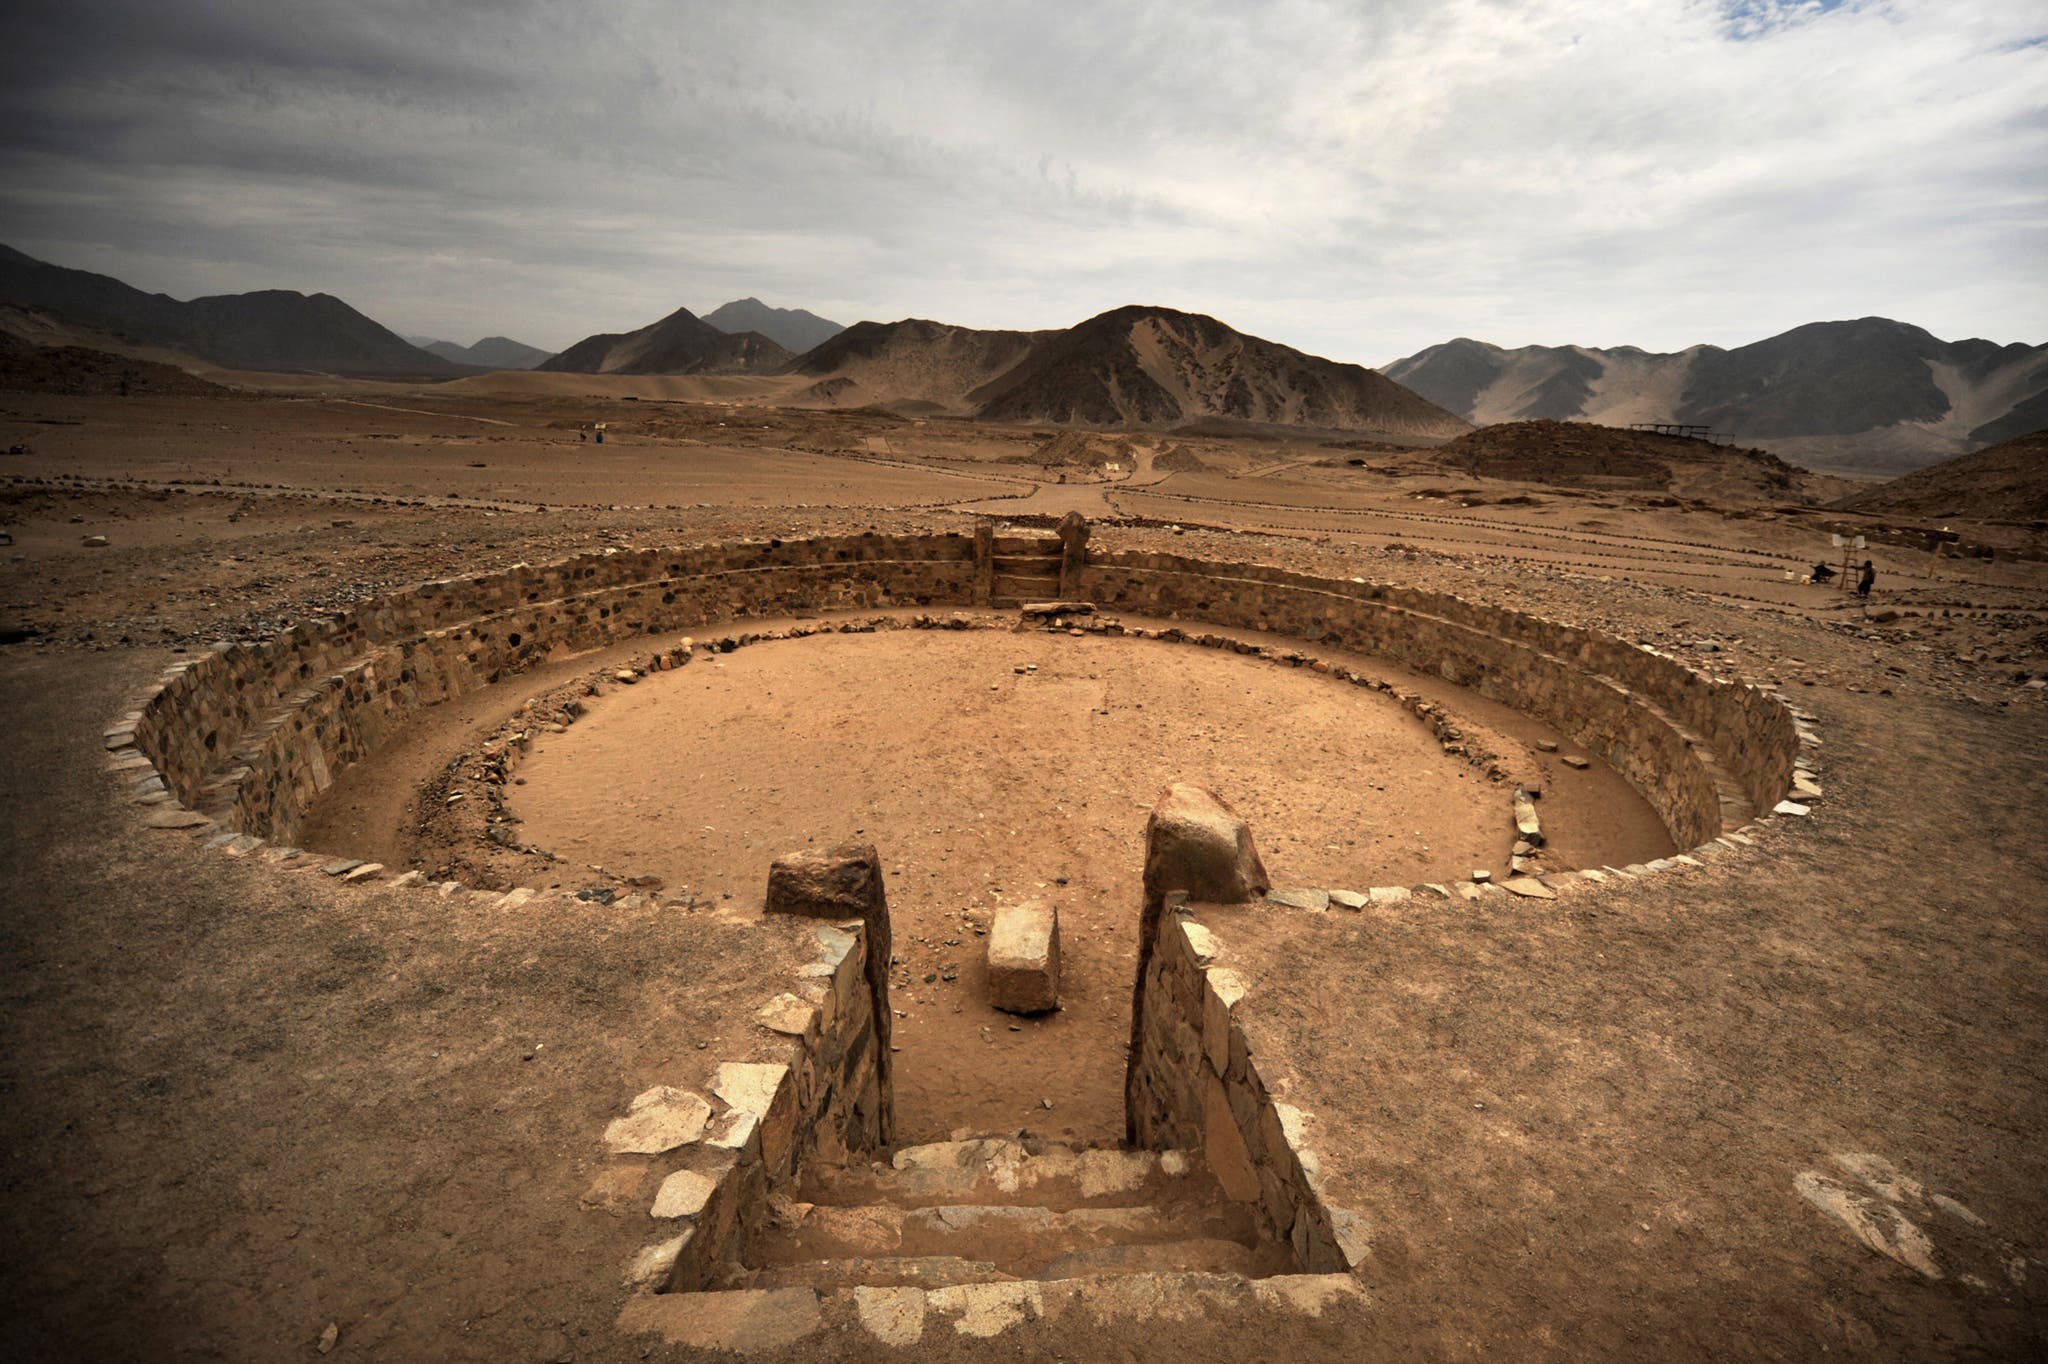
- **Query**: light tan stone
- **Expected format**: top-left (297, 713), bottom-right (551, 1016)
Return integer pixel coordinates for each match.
top-left (616, 1286), bottom-right (822, 1351)
top-left (1202, 968), bottom-right (1249, 1075)
top-left (622, 1227), bottom-right (693, 1289)
top-left (757, 993), bottom-right (818, 1037)
top-left (926, 1281), bottom-right (1043, 1338)
top-left (1179, 921), bottom-right (1220, 967)
top-left (987, 899), bottom-right (1060, 1014)
top-left (1142, 784), bottom-right (1269, 903)
top-left (852, 1285), bottom-right (927, 1346)
top-left (604, 1086), bottom-right (711, 1155)
top-left (650, 1168), bottom-right (717, 1219)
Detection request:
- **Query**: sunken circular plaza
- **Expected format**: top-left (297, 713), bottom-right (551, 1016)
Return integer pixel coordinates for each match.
top-left (110, 522), bottom-right (1807, 1142)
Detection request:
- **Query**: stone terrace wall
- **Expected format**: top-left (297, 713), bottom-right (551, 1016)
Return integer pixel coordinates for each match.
top-left (1128, 901), bottom-right (1366, 1276)
top-left (602, 913), bottom-right (893, 1296)
top-left (120, 530), bottom-right (1797, 860)
top-left (128, 534), bottom-right (978, 842)
top-left (1080, 552), bottom-right (1798, 847)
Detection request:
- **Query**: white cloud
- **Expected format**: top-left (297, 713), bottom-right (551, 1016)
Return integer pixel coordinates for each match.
top-left (0, 0), bottom-right (2041, 362)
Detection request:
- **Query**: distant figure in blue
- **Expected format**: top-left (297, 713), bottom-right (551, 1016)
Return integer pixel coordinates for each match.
top-left (1857, 560), bottom-right (1876, 598)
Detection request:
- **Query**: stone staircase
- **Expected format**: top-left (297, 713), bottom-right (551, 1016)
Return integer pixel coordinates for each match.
top-left (990, 532), bottom-right (1064, 606)
top-left (727, 1135), bottom-right (1298, 1291)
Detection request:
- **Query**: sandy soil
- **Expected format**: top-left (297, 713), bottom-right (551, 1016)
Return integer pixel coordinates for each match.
top-left (492, 629), bottom-right (1665, 1143)
top-left (295, 617), bottom-right (1672, 1146)
top-left (0, 386), bottom-right (2043, 1360)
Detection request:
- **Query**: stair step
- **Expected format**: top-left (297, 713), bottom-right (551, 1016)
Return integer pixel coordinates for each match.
top-left (992, 534), bottom-right (1060, 555)
top-left (1041, 1237), bottom-right (1264, 1280)
top-left (619, 1273), bottom-right (1368, 1352)
top-left (992, 574), bottom-right (1062, 602)
top-left (750, 1200), bottom-right (1258, 1275)
top-left (797, 1139), bottom-right (1209, 1211)
top-left (747, 1255), bottom-right (1012, 1291)
top-left (992, 553), bottom-right (1061, 571)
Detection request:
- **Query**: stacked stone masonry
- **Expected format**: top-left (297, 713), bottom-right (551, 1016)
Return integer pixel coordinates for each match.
top-left (608, 914), bottom-right (893, 1295)
top-left (1127, 904), bottom-right (1365, 1275)
top-left (101, 526), bottom-right (1818, 1322)
top-left (120, 530), bottom-right (1797, 862)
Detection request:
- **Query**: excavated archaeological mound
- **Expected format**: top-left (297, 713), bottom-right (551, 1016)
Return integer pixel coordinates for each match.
top-left (102, 523), bottom-right (1815, 1317)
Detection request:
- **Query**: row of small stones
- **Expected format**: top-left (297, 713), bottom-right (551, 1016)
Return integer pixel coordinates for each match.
top-left (440, 606), bottom-right (1520, 896)
top-left (106, 603), bottom-right (1821, 908)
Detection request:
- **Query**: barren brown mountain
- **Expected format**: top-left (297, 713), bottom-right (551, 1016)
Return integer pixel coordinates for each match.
top-left (1388, 319), bottom-right (2048, 475)
top-left (1832, 428), bottom-right (2048, 523)
top-left (0, 244), bottom-right (464, 379)
top-left (538, 304), bottom-right (792, 376)
top-left (968, 305), bottom-right (1467, 436)
top-left (784, 317), bottom-right (1048, 412)
top-left (784, 305), bottom-right (1467, 438)
top-left (1430, 419), bottom-right (1820, 500)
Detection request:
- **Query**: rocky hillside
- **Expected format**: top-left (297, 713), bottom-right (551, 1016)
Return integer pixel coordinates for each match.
top-left (784, 318), bottom-right (1047, 412)
top-left (536, 305), bottom-right (791, 376)
top-left (1386, 319), bottom-right (2047, 474)
top-left (1832, 429), bottom-right (2048, 523)
top-left (0, 244), bottom-right (463, 379)
top-left (786, 306), bottom-right (1464, 436)
top-left (969, 306), bottom-right (1467, 436)
top-left (0, 334), bottom-right (231, 396)
top-left (702, 298), bottom-right (844, 355)
top-left (1430, 419), bottom-right (1819, 501)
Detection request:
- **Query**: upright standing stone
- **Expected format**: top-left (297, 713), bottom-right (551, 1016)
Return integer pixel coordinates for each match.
top-left (972, 523), bottom-right (996, 607)
top-left (1127, 783), bottom-right (1269, 1144)
top-left (1056, 511), bottom-right (1090, 598)
top-left (1142, 784), bottom-right (1270, 905)
top-left (764, 842), bottom-right (894, 1143)
top-left (987, 899), bottom-right (1061, 1014)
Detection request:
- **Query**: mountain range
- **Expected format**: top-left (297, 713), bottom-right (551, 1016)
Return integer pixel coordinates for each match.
top-left (2, 243), bottom-right (2038, 467)
top-left (536, 300), bottom-right (1467, 436)
top-left (0, 245), bottom-right (461, 379)
top-left (1385, 319), bottom-right (2048, 474)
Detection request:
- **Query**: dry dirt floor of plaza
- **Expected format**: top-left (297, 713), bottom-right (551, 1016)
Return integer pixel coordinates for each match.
top-left (1, 387), bottom-right (2044, 1360)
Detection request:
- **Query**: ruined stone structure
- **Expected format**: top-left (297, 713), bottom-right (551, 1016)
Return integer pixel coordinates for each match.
top-left (99, 521), bottom-right (1822, 1347)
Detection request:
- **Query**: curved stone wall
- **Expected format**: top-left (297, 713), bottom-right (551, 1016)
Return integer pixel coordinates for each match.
top-left (112, 530), bottom-right (1804, 873)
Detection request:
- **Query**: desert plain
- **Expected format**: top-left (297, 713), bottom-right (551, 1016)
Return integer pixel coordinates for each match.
top-left (1, 377), bottom-right (2044, 1361)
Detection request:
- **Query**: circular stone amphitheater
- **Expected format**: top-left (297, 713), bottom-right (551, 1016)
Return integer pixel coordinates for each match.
top-left (106, 515), bottom-right (1820, 1348)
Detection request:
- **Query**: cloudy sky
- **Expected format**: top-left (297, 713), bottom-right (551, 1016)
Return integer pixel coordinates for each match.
top-left (2, 0), bottom-right (2043, 365)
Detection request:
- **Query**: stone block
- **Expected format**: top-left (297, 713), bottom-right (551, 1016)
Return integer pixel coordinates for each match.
top-left (1202, 968), bottom-right (1248, 1075)
top-left (987, 899), bottom-right (1060, 1014)
top-left (766, 843), bottom-right (886, 920)
top-left (715, 1062), bottom-right (794, 1175)
top-left (605, 1086), bottom-right (712, 1155)
top-left (1202, 1073), bottom-right (1260, 1202)
top-left (1142, 784), bottom-right (1269, 904)
top-left (651, 1167), bottom-right (719, 1219)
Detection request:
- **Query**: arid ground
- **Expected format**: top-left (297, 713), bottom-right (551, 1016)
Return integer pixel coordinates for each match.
top-left (1, 385), bottom-right (2044, 1360)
